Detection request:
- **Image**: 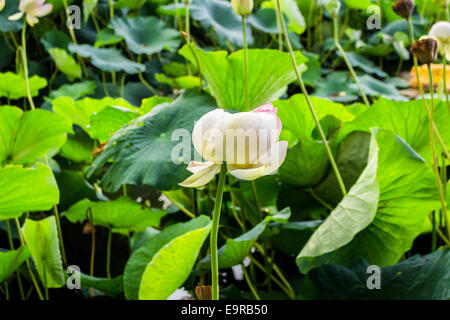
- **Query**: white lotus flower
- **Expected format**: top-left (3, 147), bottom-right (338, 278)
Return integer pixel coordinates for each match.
top-left (0, 0), bottom-right (5, 12)
top-left (429, 21), bottom-right (450, 59)
top-left (8, 0), bottom-right (53, 27)
top-left (179, 104), bottom-right (288, 188)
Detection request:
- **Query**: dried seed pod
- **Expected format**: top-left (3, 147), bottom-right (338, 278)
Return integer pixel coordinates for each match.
top-left (410, 38), bottom-right (438, 64)
top-left (392, 0), bottom-right (415, 19)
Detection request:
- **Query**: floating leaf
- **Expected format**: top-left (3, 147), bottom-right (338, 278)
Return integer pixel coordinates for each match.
top-left (48, 81), bottom-right (97, 100)
top-left (69, 44), bottom-right (145, 74)
top-left (110, 16), bottom-right (180, 55)
top-left (22, 216), bottom-right (65, 288)
top-left (94, 28), bottom-right (124, 47)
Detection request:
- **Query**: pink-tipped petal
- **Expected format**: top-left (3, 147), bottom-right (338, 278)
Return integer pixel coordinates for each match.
top-left (252, 103), bottom-right (282, 134)
top-left (26, 13), bottom-right (38, 26)
top-left (32, 3), bottom-right (52, 17)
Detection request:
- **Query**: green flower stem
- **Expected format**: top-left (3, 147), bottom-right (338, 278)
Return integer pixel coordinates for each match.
top-left (14, 218), bottom-right (44, 300)
top-left (407, 18), bottom-right (450, 160)
top-left (106, 229), bottom-right (112, 278)
top-left (4, 282), bottom-right (9, 300)
top-left (43, 262), bottom-right (49, 300)
top-left (242, 15), bottom-right (249, 111)
top-left (162, 191), bottom-right (196, 219)
top-left (242, 264), bottom-right (260, 300)
top-left (275, 1), bottom-right (283, 51)
top-left (332, 14), bottom-right (370, 107)
top-left (62, 0), bottom-right (88, 77)
top-left (137, 55), bottom-right (158, 95)
top-left (211, 165), bottom-right (227, 300)
top-left (109, 0), bottom-right (114, 19)
top-left (275, 0), bottom-right (347, 197)
top-left (248, 255), bottom-right (296, 299)
top-left (21, 22), bottom-right (35, 110)
top-left (427, 63), bottom-right (450, 242)
top-left (185, 1), bottom-right (191, 44)
top-left (5, 220), bottom-right (25, 300)
top-left (443, 56), bottom-right (450, 116)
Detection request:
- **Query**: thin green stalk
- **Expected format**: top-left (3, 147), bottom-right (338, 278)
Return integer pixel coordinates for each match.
top-left (162, 191), bottom-right (196, 219)
top-left (109, 0), bottom-right (114, 19)
top-left (407, 18), bottom-right (450, 160)
top-left (5, 220), bottom-right (25, 300)
top-left (242, 264), bottom-right (260, 300)
top-left (14, 218), bottom-right (44, 300)
top-left (242, 15), bottom-right (249, 111)
top-left (20, 22), bottom-right (35, 110)
top-left (431, 211), bottom-right (437, 251)
top-left (332, 14), bottom-right (370, 106)
top-left (443, 55), bottom-right (449, 116)
top-left (275, 0), bottom-right (347, 197)
top-left (4, 282), bottom-right (9, 300)
top-left (185, 1), bottom-right (191, 44)
top-left (52, 205), bottom-right (67, 266)
top-left (211, 165), bottom-right (227, 300)
top-left (427, 64), bottom-right (450, 241)
top-left (137, 55), bottom-right (158, 95)
top-left (275, 0), bottom-right (283, 51)
top-left (249, 255), bottom-right (296, 299)
top-left (43, 261), bottom-right (49, 300)
top-left (106, 229), bottom-right (112, 278)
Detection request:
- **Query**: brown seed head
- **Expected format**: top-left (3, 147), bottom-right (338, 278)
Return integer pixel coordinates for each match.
top-left (410, 38), bottom-right (438, 64)
top-left (392, 0), bottom-right (415, 19)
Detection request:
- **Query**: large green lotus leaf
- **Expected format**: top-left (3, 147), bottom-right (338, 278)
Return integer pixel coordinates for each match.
top-left (314, 131), bottom-right (373, 206)
top-left (343, 52), bottom-right (387, 78)
top-left (0, 246), bottom-right (30, 283)
top-left (357, 75), bottom-right (407, 100)
top-left (82, 0), bottom-right (98, 23)
top-left (190, 0), bottom-right (254, 47)
top-left (86, 90), bottom-right (216, 192)
top-left (52, 96), bottom-right (136, 132)
top-left (279, 139), bottom-right (329, 187)
top-left (155, 73), bottom-right (201, 90)
top-left (41, 30), bottom-right (71, 52)
top-left (261, 0), bottom-right (306, 34)
top-left (89, 106), bottom-right (139, 143)
top-left (139, 223), bottom-right (211, 300)
top-left (0, 106), bottom-right (71, 165)
top-left (110, 16), bottom-right (180, 55)
top-left (114, 0), bottom-right (147, 9)
top-left (63, 197), bottom-right (167, 232)
top-left (301, 248), bottom-right (450, 300)
top-left (94, 28), bottom-right (124, 48)
top-left (0, 0), bottom-right (22, 32)
top-left (313, 71), bottom-right (360, 103)
top-left (0, 72), bottom-right (47, 100)
top-left (273, 221), bottom-right (322, 257)
top-left (274, 94), bottom-right (355, 146)
top-left (48, 48), bottom-right (82, 81)
top-left (247, 8), bottom-right (282, 34)
top-left (199, 209), bottom-right (291, 271)
top-left (59, 128), bottom-right (95, 163)
top-left (297, 130), bottom-right (440, 273)
top-left (65, 270), bottom-right (123, 297)
top-left (48, 81), bottom-right (97, 100)
top-left (180, 46), bottom-right (307, 111)
top-left (68, 44), bottom-right (145, 74)
top-left (0, 164), bottom-right (59, 220)
top-left (54, 170), bottom-right (98, 211)
top-left (22, 216), bottom-right (65, 288)
top-left (343, 0), bottom-right (373, 9)
top-left (297, 134), bottom-right (379, 272)
top-left (338, 98), bottom-right (450, 163)
top-left (124, 215), bottom-right (211, 300)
